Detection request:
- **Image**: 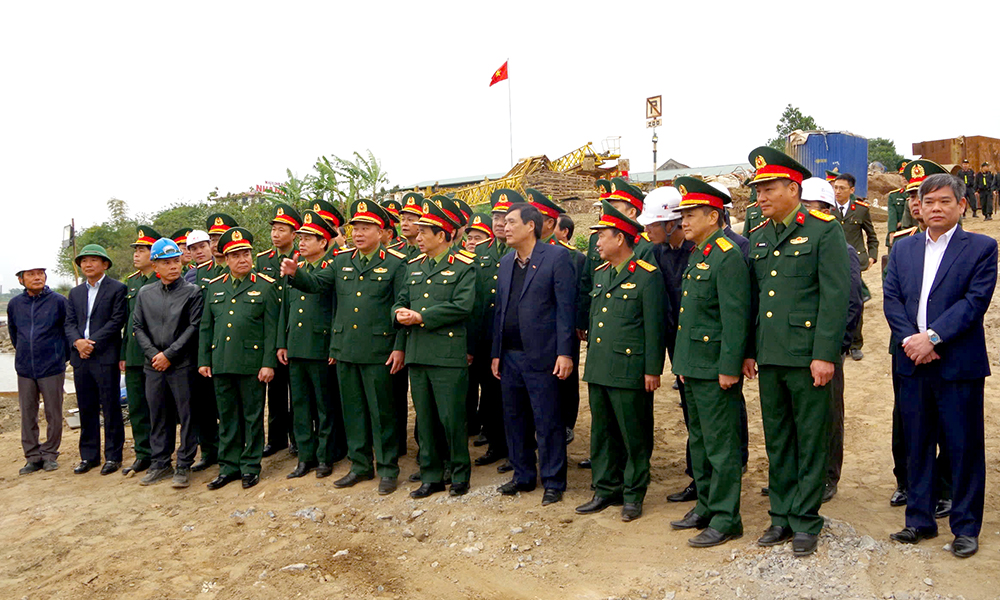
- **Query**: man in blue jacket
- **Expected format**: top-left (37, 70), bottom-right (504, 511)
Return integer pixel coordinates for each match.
top-left (884, 171), bottom-right (998, 559)
top-left (8, 266), bottom-right (68, 475)
top-left (491, 202), bottom-right (577, 506)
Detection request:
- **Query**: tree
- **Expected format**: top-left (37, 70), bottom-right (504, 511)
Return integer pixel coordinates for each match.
top-left (326, 150), bottom-right (389, 205)
top-left (767, 104), bottom-right (822, 150)
top-left (868, 137), bottom-right (907, 171)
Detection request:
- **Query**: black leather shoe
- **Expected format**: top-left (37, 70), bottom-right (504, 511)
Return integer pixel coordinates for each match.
top-left (407, 471), bottom-right (422, 483)
top-left (850, 348), bottom-right (864, 361)
top-left (890, 488), bottom-right (907, 507)
top-left (758, 525), bottom-right (794, 546)
top-left (43, 460), bottom-right (58, 471)
top-left (474, 449), bottom-right (506, 466)
top-left (472, 433), bottom-right (488, 447)
top-left (952, 535), bottom-right (979, 558)
top-left (935, 499), bottom-right (952, 519)
top-left (286, 461), bottom-right (317, 479)
top-left (378, 477), bottom-right (397, 495)
top-left (100, 461), bottom-right (121, 475)
top-left (760, 487), bottom-right (769, 497)
top-left (689, 527), bottom-right (742, 548)
top-left (498, 480), bottom-right (536, 495)
top-left (315, 463), bottom-right (334, 479)
top-left (578, 459), bottom-right (592, 469)
top-left (542, 489), bottom-right (563, 506)
top-left (409, 482), bottom-right (446, 498)
top-left (792, 532), bottom-right (818, 556)
top-left (289, 445), bottom-right (298, 456)
top-left (889, 526), bottom-right (938, 544)
top-left (667, 482), bottom-right (697, 503)
top-left (241, 473), bottom-right (260, 489)
top-left (74, 460), bottom-right (100, 474)
top-left (497, 460), bottom-right (513, 473)
top-left (333, 471), bottom-right (374, 488)
top-left (670, 509), bottom-right (710, 530)
top-left (191, 456), bottom-right (217, 472)
top-left (621, 502), bottom-right (643, 522)
top-left (575, 494), bottom-right (623, 514)
top-left (122, 457), bottom-right (151, 476)
top-left (261, 444), bottom-right (286, 458)
top-left (822, 483), bottom-right (837, 503)
top-left (450, 481), bottom-right (470, 496)
top-left (207, 472), bottom-right (241, 490)
top-left (19, 461), bottom-right (44, 475)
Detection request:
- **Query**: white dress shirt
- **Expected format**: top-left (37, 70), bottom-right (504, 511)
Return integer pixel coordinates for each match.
top-left (837, 200), bottom-right (850, 219)
top-left (84, 274), bottom-right (105, 338)
top-left (916, 224), bottom-right (958, 332)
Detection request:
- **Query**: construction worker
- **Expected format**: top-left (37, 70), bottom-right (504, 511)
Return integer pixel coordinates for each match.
top-left (198, 227), bottom-right (278, 490)
top-left (392, 197), bottom-right (476, 499)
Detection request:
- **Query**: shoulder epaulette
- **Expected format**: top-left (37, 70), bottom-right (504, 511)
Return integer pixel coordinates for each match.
top-left (209, 273), bottom-right (227, 284)
top-left (809, 209), bottom-right (836, 222)
top-left (459, 249), bottom-right (476, 259)
top-left (748, 201), bottom-right (759, 207)
top-left (892, 226), bottom-right (918, 239)
top-left (558, 240), bottom-right (576, 251)
top-left (320, 260), bottom-right (328, 269)
top-left (127, 270), bottom-right (141, 279)
top-left (297, 260), bottom-right (305, 267)
top-left (339, 247), bottom-right (355, 253)
top-left (408, 253), bottom-right (426, 264)
top-left (854, 200), bottom-right (870, 208)
top-left (590, 230), bottom-right (598, 236)
top-left (257, 272), bottom-right (275, 283)
top-left (256, 248), bottom-right (273, 257)
top-left (635, 259), bottom-right (657, 272)
top-left (749, 219), bottom-right (770, 233)
top-left (596, 261), bottom-right (611, 271)
top-left (889, 188), bottom-right (901, 194)
top-left (716, 238), bottom-right (733, 252)
top-left (453, 252), bottom-right (474, 264)
top-left (197, 259), bottom-right (214, 269)
top-left (386, 247), bottom-right (406, 259)
top-left (640, 232), bottom-right (651, 242)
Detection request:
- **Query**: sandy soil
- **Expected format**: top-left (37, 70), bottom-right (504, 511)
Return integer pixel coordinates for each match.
top-left (2, 218), bottom-right (1000, 600)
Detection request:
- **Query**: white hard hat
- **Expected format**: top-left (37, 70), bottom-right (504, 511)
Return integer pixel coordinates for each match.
top-left (708, 181), bottom-right (734, 209)
top-left (638, 186), bottom-right (682, 225)
top-left (187, 229), bottom-right (210, 246)
top-left (801, 177), bottom-right (836, 208)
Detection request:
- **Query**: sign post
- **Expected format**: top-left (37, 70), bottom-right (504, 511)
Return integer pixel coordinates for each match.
top-left (646, 96), bottom-right (662, 185)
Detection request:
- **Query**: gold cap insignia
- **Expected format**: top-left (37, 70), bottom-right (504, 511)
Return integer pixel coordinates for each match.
top-left (304, 213), bottom-right (313, 224)
top-left (755, 155), bottom-right (767, 169)
top-left (406, 197), bottom-right (415, 206)
top-left (610, 183), bottom-right (617, 192)
top-left (276, 207), bottom-right (284, 216)
top-left (911, 164), bottom-right (925, 179)
top-left (358, 201), bottom-right (368, 213)
top-left (422, 202), bottom-right (430, 213)
top-left (678, 185), bottom-right (688, 196)
top-left (435, 200), bottom-right (443, 208)
top-left (232, 230), bottom-right (243, 241)
top-left (138, 229), bottom-right (144, 237)
top-left (473, 216), bottom-right (482, 224)
top-left (313, 203), bottom-right (321, 211)
top-left (499, 193), bottom-right (507, 203)
top-left (214, 217), bottom-right (224, 226)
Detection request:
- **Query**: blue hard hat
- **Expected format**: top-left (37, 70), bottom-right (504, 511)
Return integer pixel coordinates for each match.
top-left (150, 237), bottom-right (183, 260)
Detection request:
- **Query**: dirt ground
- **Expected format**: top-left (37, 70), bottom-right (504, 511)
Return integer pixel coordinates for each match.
top-left (3, 218), bottom-right (1000, 600)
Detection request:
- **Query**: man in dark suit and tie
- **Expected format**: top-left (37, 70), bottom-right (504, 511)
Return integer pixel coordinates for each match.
top-left (492, 202), bottom-right (577, 506)
top-left (65, 245), bottom-right (128, 475)
top-left (883, 171), bottom-right (998, 559)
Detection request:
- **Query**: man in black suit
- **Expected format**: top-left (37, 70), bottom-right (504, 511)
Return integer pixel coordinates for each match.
top-left (65, 245), bottom-right (128, 475)
top-left (491, 202), bottom-right (577, 506)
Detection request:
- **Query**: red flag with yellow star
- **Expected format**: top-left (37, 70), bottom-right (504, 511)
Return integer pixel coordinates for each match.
top-left (490, 61), bottom-right (508, 87)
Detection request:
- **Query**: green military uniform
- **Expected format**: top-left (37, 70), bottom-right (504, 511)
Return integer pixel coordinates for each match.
top-left (191, 231), bottom-right (228, 465)
top-left (832, 197), bottom-right (878, 268)
top-left (745, 147), bottom-right (850, 537)
top-left (885, 188), bottom-right (916, 248)
top-left (279, 210), bottom-right (342, 472)
top-left (121, 225), bottom-right (162, 464)
top-left (305, 198), bottom-right (346, 262)
top-left (743, 190), bottom-right (764, 234)
top-left (490, 188), bottom-right (521, 259)
top-left (671, 178), bottom-right (751, 538)
top-left (290, 201), bottom-right (409, 482)
top-left (171, 228), bottom-right (195, 272)
top-left (392, 199), bottom-right (477, 486)
top-left (583, 201), bottom-right (667, 507)
top-left (198, 228), bottom-right (279, 480)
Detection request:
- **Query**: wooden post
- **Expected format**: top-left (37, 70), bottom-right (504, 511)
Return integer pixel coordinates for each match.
top-left (71, 218), bottom-right (79, 286)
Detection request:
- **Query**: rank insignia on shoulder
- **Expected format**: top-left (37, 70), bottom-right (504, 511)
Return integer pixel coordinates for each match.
top-left (442, 270), bottom-right (455, 276)
top-left (342, 267), bottom-right (354, 271)
top-left (790, 236), bottom-right (809, 245)
top-left (808, 209), bottom-right (835, 222)
top-left (386, 248), bottom-right (405, 259)
top-left (855, 200), bottom-right (869, 208)
top-left (621, 282), bottom-right (636, 289)
top-left (452, 253), bottom-right (473, 264)
top-left (209, 274), bottom-right (226, 284)
top-left (257, 273), bottom-right (275, 282)
top-left (409, 253), bottom-right (426, 263)
top-left (596, 261), bottom-right (611, 271)
top-left (297, 260), bottom-right (305, 267)
top-left (749, 219), bottom-right (770, 233)
top-left (635, 259), bottom-right (656, 272)
top-left (459, 249), bottom-right (476, 258)
top-left (247, 290), bottom-right (261, 296)
top-left (256, 249), bottom-right (272, 257)
top-left (716, 238), bottom-right (733, 252)
top-left (374, 267), bottom-right (388, 273)
top-left (696, 262), bottom-right (710, 270)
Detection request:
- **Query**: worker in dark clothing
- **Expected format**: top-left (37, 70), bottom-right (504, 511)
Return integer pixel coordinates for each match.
top-left (976, 163), bottom-right (994, 220)
top-left (957, 160), bottom-right (976, 216)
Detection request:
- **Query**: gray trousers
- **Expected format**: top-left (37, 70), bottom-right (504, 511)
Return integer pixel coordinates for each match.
top-left (145, 365), bottom-right (198, 470)
top-left (18, 373), bottom-right (64, 462)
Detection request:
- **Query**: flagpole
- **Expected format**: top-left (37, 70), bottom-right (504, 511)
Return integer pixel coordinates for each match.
top-left (507, 58), bottom-right (513, 168)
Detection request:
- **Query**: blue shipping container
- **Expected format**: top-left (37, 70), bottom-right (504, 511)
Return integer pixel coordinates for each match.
top-left (787, 131), bottom-right (869, 198)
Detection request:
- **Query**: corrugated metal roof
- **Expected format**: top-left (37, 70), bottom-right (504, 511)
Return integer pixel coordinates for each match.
top-left (402, 172), bottom-right (509, 190)
top-left (630, 163), bottom-right (752, 183)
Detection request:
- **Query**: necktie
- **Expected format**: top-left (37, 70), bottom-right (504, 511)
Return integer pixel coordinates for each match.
top-left (774, 222), bottom-right (785, 235)
top-left (361, 256), bottom-right (369, 269)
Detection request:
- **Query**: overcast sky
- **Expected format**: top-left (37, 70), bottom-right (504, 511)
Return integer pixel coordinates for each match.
top-left (3, 1), bottom-right (996, 288)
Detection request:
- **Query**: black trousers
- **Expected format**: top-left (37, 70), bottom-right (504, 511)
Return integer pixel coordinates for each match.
top-left (827, 354), bottom-right (845, 486)
top-left (145, 364), bottom-right (198, 470)
top-left (391, 367), bottom-right (410, 456)
top-left (75, 360), bottom-right (124, 463)
top-left (966, 188), bottom-right (978, 214)
top-left (192, 369), bottom-right (218, 460)
top-left (266, 361), bottom-right (292, 448)
top-left (890, 351), bottom-right (951, 497)
top-left (471, 350), bottom-right (506, 455)
top-left (980, 190), bottom-right (993, 218)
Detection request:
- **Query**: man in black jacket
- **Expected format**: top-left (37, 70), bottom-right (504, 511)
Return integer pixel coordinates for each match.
top-left (65, 245), bottom-right (127, 475)
top-left (132, 238), bottom-right (204, 488)
top-left (976, 163), bottom-right (994, 220)
top-left (957, 160), bottom-right (976, 216)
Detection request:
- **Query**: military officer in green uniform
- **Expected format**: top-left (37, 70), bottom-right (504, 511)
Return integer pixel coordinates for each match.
top-left (277, 209), bottom-right (341, 478)
top-left (392, 198), bottom-right (477, 499)
top-left (885, 187), bottom-right (916, 250)
top-left (489, 188), bottom-right (520, 257)
top-left (283, 200), bottom-right (409, 494)
top-left (171, 228), bottom-right (195, 270)
top-left (255, 203), bottom-right (301, 456)
top-left (381, 199), bottom-right (404, 247)
top-left (305, 198), bottom-right (347, 260)
top-left (119, 225), bottom-right (162, 476)
top-left (206, 213), bottom-right (238, 263)
top-left (743, 181), bottom-right (764, 234)
top-left (743, 147), bottom-right (850, 557)
top-left (666, 178), bottom-right (750, 547)
top-left (198, 227), bottom-right (278, 490)
top-left (396, 192), bottom-right (425, 260)
top-left (575, 200), bottom-right (667, 522)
